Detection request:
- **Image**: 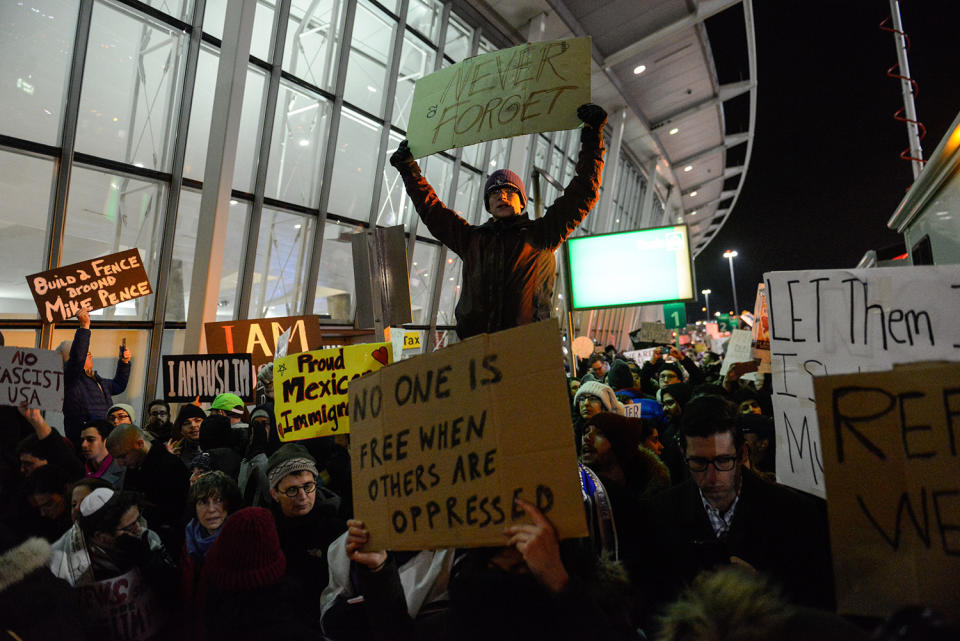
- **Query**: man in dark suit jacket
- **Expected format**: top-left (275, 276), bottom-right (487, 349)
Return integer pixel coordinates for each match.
top-left (631, 395), bottom-right (834, 631)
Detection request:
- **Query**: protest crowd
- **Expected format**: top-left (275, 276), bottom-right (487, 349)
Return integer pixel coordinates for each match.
top-left (1, 82), bottom-right (956, 640)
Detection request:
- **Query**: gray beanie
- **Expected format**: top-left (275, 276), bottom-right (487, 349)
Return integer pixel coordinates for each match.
top-left (574, 381), bottom-right (625, 415)
top-left (266, 443), bottom-right (319, 490)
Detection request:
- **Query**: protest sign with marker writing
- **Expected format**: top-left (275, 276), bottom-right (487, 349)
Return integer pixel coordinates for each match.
top-left (78, 568), bottom-right (164, 641)
top-left (0, 346), bottom-right (63, 410)
top-left (407, 37), bottom-right (590, 158)
top-left (813, 362), bottom-right (960, 617)
top-left (765, 266), bottom-right (960, 497)
top-left (26, 249), bottom-right (152, 323)
top-left (273, 342), bottom-right (391, 440)
top-left (349, 320), bottom-right (587, 550)
top-left (162, 354), bottom-right (253, 403)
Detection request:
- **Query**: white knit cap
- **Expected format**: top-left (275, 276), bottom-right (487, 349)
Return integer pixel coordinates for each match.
top-left (79, 488), bottom-right (115, 517)
top-left (574, 381), bottom-right (625, 415)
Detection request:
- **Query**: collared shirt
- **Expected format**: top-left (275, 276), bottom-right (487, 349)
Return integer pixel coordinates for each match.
top-left (85, 454), bottom-right (114, 479)
top-left (699, 490), bottom-right (741, 538)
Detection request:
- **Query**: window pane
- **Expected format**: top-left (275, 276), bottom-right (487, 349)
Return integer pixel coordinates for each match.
top-left (0, 0), bottom-right (77, 145)
top-left (443, 15), bottom-right (471, 62)
top-left (377, 131), bottom-right (413, 227)
top-left (328, 109), bottom-right (380, 220)
top-left (460, 142), bottom-right (483, 172)
top-left (168, 189), bottom-right (249, 322)
top-left (75, 1), bottom-right (186, 172)
top-left (247, 208), bottom-right (315, 318)
top-left (266, 82), bottom-right (331, 207)
top-left (202, 0), bottom-right (274, 61)
top-left (0, 330), bottom-right (38, 348)
top-left (409, 241), bottom-right (436, 324)
top-left (183, 47), bottom-right (265, 191)
top-left (456, 169), bottom-right (481, 225)
top-left (61, 165), bottom-right (167, 320)
top-left (406, 0), bottom-right (441, 42)
top-left (436, 252), bottom-right (461, 327)
top-left (283, 0), bottom-right (344, 91)
top-left (393, 32), bottom-right (434, 130)
top-left (141, 0), bottom-right (192, 21)
top-left (51, 327), bottom-right (150, 420)
top-left (412, 155), bottom-right (453, 241)
top-left (0, 152), bottom-right (55, 319)
top-left (343, 1), bottom-right (395, 118)
top-left (313, 221), bottom-right (358, 322)
top-left (487, 137), bottom-right (510, 173)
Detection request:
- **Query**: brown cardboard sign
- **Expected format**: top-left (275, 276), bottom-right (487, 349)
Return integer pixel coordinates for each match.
top-left (813, 362), bottom-right (960, 617)
top-left (26, 249), bottom-right (152, 323)
top-left (349, 320), bottom-right (588, 550)
top-left (204, 315), bottom-right (323, 366)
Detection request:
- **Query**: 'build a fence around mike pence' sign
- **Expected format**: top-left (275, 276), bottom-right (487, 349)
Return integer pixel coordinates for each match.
top-left (26, 249), bottom-right (152, 323)
top-left (273, 342), bottom-right (392, 441)
top-left (349, 320), bottom-right (588, 551)
top-left (406, 37), bottom-right (590, 158)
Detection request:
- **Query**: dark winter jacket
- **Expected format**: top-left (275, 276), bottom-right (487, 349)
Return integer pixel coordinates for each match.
top-left (272, 490), bottom-right (346, 599)
top-left (122, 443), bottom-right (190, 550)
top-left (62, 327), bottom-right (130, 443)
top-left (394, 126), bottom-right (605, 339)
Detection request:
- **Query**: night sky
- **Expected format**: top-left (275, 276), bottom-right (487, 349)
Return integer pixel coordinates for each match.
top-left (688, 1), bottom-right (959, 321)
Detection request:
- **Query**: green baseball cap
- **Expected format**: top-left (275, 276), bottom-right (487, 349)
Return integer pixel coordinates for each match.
top-left (211, 392), bottom-right (245, 414)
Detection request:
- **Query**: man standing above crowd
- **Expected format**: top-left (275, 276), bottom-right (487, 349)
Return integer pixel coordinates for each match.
top-left (389, 103), bottom-right (607, 339)
top-left (60, 309), bottom-right (131, 447)
top-left (632, 395), bottom-right (833, 629)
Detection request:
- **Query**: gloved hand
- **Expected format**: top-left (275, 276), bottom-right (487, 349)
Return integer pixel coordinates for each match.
top-left (390, 140), bottom-right (413, 167)
top-left (577, 103), bottom-right (607, 130)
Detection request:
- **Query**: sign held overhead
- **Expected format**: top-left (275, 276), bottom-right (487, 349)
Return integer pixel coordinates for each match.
top-left (0, 347), bottom-right (64, 411)
top-left (162, 353), bottom-right (254, 403)
top-left (26, 249), bottom-right (152, 323)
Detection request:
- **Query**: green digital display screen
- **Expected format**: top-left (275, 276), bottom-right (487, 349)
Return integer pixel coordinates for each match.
top-left (564, 224), bottom-right (695, 310)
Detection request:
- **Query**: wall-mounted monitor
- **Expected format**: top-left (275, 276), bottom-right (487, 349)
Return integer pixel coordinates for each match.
top-left (564, 224), bottom-right (695, 310)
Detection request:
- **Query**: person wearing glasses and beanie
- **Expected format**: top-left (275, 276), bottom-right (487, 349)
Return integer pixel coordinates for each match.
top-left (629, 395), bottom-right (834, 635)
top-left (266, 443), bottom-right (346, 605)
top-left (389, 104), bottom-right (607, 339)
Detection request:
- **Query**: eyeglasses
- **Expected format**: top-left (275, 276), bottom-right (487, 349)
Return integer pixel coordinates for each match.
top-left (116, 515), bottom-right (146, 536)
top-left (280, 482), bottom-right (317, 498)
top-left (148, 409), bottom-right (168, 417)
top-left (578, 395), bottom-right (602, 405)
top-left (685, 455), bottom-right (738, 472)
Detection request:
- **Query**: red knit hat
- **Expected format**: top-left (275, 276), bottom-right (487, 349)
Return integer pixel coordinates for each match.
top-left (204, 507), bottom-right (286, 591)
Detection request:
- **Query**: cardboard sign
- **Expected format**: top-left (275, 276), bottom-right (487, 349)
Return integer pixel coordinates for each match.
top-left (623, 347), bottom-right (656, 365)
top-left (751, 283), bottom-right (771, 373)
top-left (349, 320), bottom-right (588, 550)
top-left (765, 266), bottom-right (960, 497)
top-left (273, 342), bottom-right (392, 440)
top-left (162, 354), bottom-right (254, 403)
top-left (719, 329), bottom-right (754, 378)
top-left (77, 568), bottom-right (164, 641)
top-left (204, 315), bottom-right (322, 366)
top-left (407, 37), bottom-right (591, 158)
top-left (0, 346), bottom-right (64, 410)
top-left (26, 249), bottom-right (152, 323)
top-left (637, 322), bottom-right (674, 345)
top-left (813, 362), bottom-right (960, 617)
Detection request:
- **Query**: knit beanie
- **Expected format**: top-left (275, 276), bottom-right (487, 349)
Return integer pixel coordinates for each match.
top-left (199, 414), bottom-right (235, 451)
top-left (175, 403), bottom-right (207, 428)
top-left (574, 381), bottom-right (625, 415)
top-left (483, 169), bottom-right (527, 212)
top-left (661, 382), bottom-right (692, 408)
top-left (658, 362), bottom-right (684, 380)
top-left (107, 403), bottom-right (136, 424)
top-left (250, 407), bottom-right (271, 423)
top-left (266, 443), bottom-right (319, 490)
top-left (204, 507), bottom-right (286, 591)
top-left (607, 360), bottom-right (634, 391)
top-left (585, 412), bottom-right (644, 465)
top-left (625, 398), bottom-right (664, 426)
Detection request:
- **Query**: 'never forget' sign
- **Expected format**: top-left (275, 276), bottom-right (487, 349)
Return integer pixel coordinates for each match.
top-left (26, 249), bottom-right (152, 323)
top-left (348, 320), bottom-right (587, 550)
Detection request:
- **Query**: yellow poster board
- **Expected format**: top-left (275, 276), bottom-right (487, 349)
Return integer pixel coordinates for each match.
top-left (274, 342), bottom-right (392, 440)
top-left (407, 37), bottom-right (591, 158)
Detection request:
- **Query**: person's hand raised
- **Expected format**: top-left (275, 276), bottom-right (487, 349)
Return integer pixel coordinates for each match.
top-left (503, 498), bottom-right (569, 593)
top-left (390, 140), bottom-right (413, 168)
top-left (346, 519), bottom-right (388, 571)
top-left (577, 103), bottom-right (607, 130)
top-left (77, 309), bottom-right (90, 329)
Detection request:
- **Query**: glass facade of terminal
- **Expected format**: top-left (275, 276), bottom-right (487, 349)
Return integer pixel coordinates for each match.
top-left (0, 0), bottom-right (666, 411)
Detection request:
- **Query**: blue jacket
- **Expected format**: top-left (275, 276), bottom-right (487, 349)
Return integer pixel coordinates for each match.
top-left (63, 327), bottom-right (130, 442)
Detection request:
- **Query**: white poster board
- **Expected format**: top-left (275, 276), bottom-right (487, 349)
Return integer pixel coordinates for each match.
top-left (718, 328), bottom-right (753, 378)
top-left (764, 266), bottom-right (960, 497)
top-left (0, 346), bottom-right (64, 411)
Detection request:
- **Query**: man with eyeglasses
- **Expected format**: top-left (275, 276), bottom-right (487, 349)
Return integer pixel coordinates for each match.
top-left (630, 395), bottom-right (834, 632)
top-left (266, 443), bottom-right (346, 598)
top-left (389, 104), bottom-right (607, 339)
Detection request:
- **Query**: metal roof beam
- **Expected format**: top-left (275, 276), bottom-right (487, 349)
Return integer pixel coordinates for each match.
top-left (651, 80), bottom-right (753, 131)
top-left (603, 0), bottom-right (742, 69)
top-left (674, 132), bottom-right (748, 167)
